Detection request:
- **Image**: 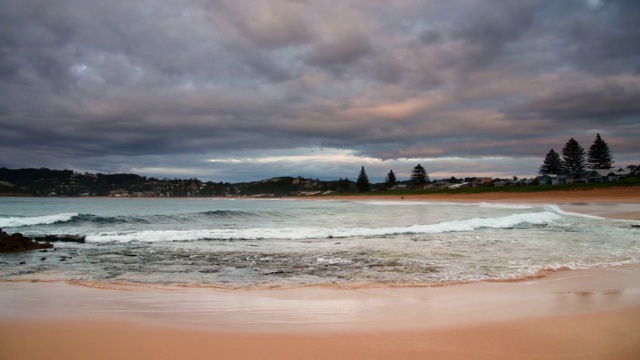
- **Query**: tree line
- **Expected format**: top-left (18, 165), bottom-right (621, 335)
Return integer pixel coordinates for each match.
top-left (355, 164), bottom-right (430, 193)
top-left (539, 133), bottom-right (614, 175)
top-left (354, 133), bottom-right (618, 193)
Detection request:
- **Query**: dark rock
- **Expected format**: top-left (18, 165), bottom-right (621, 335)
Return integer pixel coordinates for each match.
top-left (33, 234), bottom-right (86, 243)
top-left (1, 229), bottom-right (54, 253)
top-left (263, 270), bottom-right (287, 275)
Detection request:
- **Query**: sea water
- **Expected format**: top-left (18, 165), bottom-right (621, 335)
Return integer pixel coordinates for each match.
top-left (1, 197), bottom-right (639, 288)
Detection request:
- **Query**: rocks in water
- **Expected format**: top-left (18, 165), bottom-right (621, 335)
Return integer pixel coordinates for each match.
top-left (1, 228), bottom-right (87, 253)
top-left (33, 234), bottom-right (86, 243)
top-left (0, 229), bottom-right (54, 253)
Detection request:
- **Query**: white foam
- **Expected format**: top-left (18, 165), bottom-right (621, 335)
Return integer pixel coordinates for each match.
top-left (86, 227), bottom-right (333, 243)
top-left (316, 257), bottom-right (352, 265)
top-left (85, 210), bottom-right (563, 243)
top-left (0, 213), bottom-right (79, 228)
top-left (355, 200), bottom-right (533, 209)
top-left (336, 210), bottom-right (562, 237)
top-left (543, 205), bottom-right (604, 219)
top-left (477, 202), bottom-right (534, 209)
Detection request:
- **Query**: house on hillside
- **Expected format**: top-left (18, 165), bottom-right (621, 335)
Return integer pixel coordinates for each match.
top-left (431, 180), bottom-right (451, 189)
top-left (473, 177), bottom-right (492, 187)
top-left (584, 168), bottom-right (631, 183)
top-left (539, 167), bottom-right (632, 186)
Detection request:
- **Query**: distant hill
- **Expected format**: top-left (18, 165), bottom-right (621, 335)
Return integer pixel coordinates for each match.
top-left (0, 167), bottom-right (353, 197)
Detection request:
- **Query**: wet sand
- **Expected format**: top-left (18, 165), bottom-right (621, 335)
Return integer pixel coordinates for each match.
top-left (1, 265), bottom-right (640, 359)
top-left (1, 187), bottom-right (640, 359)
top-left (323, 186), bottom-right (640, 220)
top-left (2, 307), bottom-right (639, 360)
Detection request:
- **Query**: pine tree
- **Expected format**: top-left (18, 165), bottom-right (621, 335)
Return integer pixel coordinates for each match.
top-left (411, 164), bottom-right (429, 187)
top-left (356, 166), bottom-right (370, 193)
top-left (561, 138), bottom-right (586, 173)
top-left (385, 170), bottom-right (397, 188)
top-left (587, 133), bottom-right (614, 169)
top-left (539, 149), bottom-right (566, 174)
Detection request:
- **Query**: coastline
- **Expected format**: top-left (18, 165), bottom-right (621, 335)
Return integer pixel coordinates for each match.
top-left (1, 265), bottom-right (639, 359)
top-left (318, 186), bottom-right (640, 221)
top-left (1, 187), bottom-right (640, 359)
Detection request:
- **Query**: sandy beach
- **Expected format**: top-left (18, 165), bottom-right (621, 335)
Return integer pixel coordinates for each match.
top-left (323, 186), bottom-right (640, 220)
top-left (1, 187), bottom-right (640, 360)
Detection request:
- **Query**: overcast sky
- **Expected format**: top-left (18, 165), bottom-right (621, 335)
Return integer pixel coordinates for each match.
top-left (1, 0), bottom-right (639, 183)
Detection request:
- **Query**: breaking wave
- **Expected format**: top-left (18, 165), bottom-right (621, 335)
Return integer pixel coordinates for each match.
top-left (85, 209), bottom-right (563, 243)
top-left (1, 209), bottom-right (283, 228)
top-left (355, 200), bottom-right (534, 209)
top-left (0, 213), bottom-right (79, 228)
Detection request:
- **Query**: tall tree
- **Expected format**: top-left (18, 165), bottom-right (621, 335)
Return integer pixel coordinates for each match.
top-left (539, 149), bottom-right (566, 174)
top-left (561, 138), bottom-right (586, 173)
top-left (411, 164), bottom-right (429, 187)
top-left (385, 170), bottom-right (397, 188)
top-left (587, 133), bottom-right (614, 169)
top-left (356, 166), bottom-right (370, 193)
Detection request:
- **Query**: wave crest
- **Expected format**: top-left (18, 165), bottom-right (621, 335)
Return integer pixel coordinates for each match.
top-left (84, 210), bottom-right (563, 243)
top-left (0, 213), bottom-right (79, 228)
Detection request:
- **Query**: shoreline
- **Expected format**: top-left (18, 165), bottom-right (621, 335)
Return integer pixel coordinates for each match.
top-left (4, 186), bottom-right (640, 220)
top-left (3, 307), bottom-right (640, 360)
top-left (314, 186), bottom-right (640, 221)
top-left (1, 265), bottom-right (640, 359)
top-left (2, 188), bottom-right (640, 359)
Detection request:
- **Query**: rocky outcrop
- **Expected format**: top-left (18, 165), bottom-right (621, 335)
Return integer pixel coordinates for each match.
top-left (33, 234), bottom-right (86, 243)
top-left (0, 229), bottom-right (54, 253)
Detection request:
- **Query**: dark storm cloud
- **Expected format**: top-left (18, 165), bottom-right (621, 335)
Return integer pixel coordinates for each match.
top-left (1, 0), bottom-right (639, 181)
top-left (508, 82), bottom-right (640, 123)
top-left (559, 0), bottom-right (640, 74)
top-left (450, 0), bottom-right (541, 70)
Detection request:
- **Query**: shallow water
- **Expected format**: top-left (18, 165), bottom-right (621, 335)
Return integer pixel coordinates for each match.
top-left (1, 197), bottom-right (639, 288)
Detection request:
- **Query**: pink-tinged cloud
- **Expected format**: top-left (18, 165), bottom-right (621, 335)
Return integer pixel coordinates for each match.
top-left (0, 0), bottom-right (638, 181)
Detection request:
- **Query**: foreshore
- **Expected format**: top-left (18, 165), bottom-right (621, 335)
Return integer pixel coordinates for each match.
top-left (321, 186), bottom-right (640, 220)
top-left (1, 187), bottom-right (640, 359)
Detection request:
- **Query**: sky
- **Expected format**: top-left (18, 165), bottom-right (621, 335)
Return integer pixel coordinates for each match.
top-left (1, 0), bottom-right (639, 183)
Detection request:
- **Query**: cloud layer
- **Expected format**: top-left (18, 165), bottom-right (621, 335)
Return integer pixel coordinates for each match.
top-left (1, 0), bottom-right (639, 182)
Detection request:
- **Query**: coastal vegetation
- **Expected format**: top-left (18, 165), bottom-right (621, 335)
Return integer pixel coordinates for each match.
top-left (1, 166), bottom-right (638, 198)
top-left (355, 166), bottom-right (371, 193)
top-left (364, 177), bottom-right (640, 197)
top-left (540, 134), bottom-right (614, 175)
top-left (0, 134), bottom-right (636, 197)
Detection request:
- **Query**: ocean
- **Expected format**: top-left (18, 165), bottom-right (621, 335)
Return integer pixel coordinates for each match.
top-left (1, 197), bottom-right (639, 289)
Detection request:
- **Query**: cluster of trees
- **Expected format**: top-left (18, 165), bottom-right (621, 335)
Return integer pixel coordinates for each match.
top-left (539, 134), bottom-right (614, 174)
top-left (355, 164), bottom-right (429, 193)
top-left (0, 168), bottom-right (229, 197)
top-left (0, 168), bottom-right (368, 197)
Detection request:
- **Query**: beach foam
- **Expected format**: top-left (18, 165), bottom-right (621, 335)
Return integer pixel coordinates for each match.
top-left (82, 209), bottom-right (563, 243)
top-left (0, 212), bottom-right (79, 228)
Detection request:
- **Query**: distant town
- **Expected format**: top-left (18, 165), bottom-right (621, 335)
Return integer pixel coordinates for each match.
top-left (1, 165), bottom-right (638, 198)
